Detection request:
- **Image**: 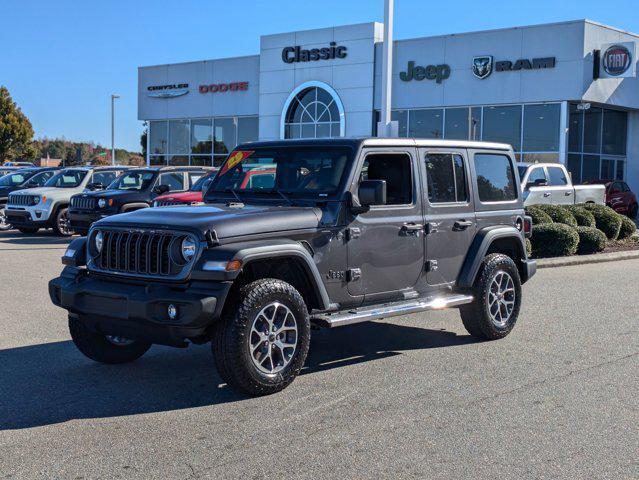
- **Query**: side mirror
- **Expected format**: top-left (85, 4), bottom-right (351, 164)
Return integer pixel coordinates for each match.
top-left (526, 178), bottom-right (548, 189)
top-left (25, 180), bottom-right (38, 188)
top-left (153, 184), bottom-right (170, 195)
top-left (358, 179), bottom-right (387, 207)
top-left (87, 182), bottom-right (104, 191)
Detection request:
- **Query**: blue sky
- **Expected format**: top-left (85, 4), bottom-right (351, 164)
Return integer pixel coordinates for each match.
top-left (1, 0), bottom-right (638, 152)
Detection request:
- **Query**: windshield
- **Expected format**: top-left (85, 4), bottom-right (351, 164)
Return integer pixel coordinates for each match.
top-left (44, 170), bottom-right (88, 188)
top-left (206, 146), bottom-right (353, 201)
top-left (108, 170), bottom-right (157, 191)
top-left (0, 170), bottom-right (36, 187)
top-left (191, 173), bottom-right (216, 192)
top-left (517, 166), bottom-right (528, 181)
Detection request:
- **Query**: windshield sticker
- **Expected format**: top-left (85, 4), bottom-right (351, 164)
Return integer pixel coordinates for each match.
top-left (219, 150), bottom-right (254, 176)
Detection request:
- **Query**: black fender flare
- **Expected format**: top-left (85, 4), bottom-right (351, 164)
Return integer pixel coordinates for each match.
top-left (192, 239), bottom-right (332, 311)
top-left (457, 226), bottom-right (528, 288)
top-left (120, 203), bottom-right (150, 213)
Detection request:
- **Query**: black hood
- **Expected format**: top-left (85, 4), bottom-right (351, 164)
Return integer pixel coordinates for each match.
top-left (83, 189), bottom-right (144, 198)
top-left (96, 203), bottom-right (322, 239)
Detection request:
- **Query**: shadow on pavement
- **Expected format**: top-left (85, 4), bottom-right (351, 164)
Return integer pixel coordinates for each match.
top-left (0, 322), bottom-right (476, 430)
top-left (0, 230), bottom-right (75, 247)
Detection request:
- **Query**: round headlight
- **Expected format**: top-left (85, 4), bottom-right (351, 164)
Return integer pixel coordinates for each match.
top-left (31, 196), bottom-right (40, 206)
top-left (95, 231), bottom-right (104, 253)
top-left (98, 198), bottom-right (107, 209)
top-left (181, 236), bottom-right (197, 261)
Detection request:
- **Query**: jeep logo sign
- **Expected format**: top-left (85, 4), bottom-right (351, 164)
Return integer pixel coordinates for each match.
top-left (399, 61), bottom-right (451, 83)
top-left (603, 44), bottom-right (632, 76)
top-left (282, 42), bottom-right (347, 63)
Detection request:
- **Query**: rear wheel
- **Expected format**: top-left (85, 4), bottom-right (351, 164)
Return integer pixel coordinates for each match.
top-left (69, 316), bottom-right (151, 364)
top-left (212, 278), bottom-right (311, 396)
top-left (53, 207), bottom-right (72, 236)
top-left (460, 253), bottom-right (522, 340)
top-left (18, 227), bottom-right (39, 234)
top-left (0, 208), bottom-right (11, 231)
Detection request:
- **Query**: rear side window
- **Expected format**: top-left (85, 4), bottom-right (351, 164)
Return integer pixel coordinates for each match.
top-left (159, 172), bottom-right (185, 191)
top-left (547, 167), bottom-right (568, 186)
top-left (474, 153), bottom-right (517, 202)
top-left (425, 153), bottom-right (468, 203)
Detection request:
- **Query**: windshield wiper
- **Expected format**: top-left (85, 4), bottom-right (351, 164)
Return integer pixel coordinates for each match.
top-left (269, 189), bottom-right (293, 205)
top-left (224, 188), bottom-right (243, 203)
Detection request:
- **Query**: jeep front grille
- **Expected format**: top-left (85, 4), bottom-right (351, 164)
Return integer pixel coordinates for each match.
top-left (155, 200), bottom-right (185, 207)
top-left (8, 194), bottom-right (36, 207)
top-left (71, 196), bottom-right (96, 210)
top-left (93, 230), bottom-right (188, 277)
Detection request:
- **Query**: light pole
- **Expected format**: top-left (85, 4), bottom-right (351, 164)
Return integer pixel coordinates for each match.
top-left (111, 94), bottom-right (120, 165)
top-left (378, 0), bottom-right (397, 137)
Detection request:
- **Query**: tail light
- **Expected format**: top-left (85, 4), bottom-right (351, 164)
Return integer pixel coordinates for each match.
top-left (523, 215), bottom-right (533, 238)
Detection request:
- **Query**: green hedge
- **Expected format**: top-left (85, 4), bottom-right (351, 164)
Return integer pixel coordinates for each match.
top-left (525, 205), bottom-right (553, 225)
top-left (534, 204), bottom-right (578, 227)
top-left (581, 204), bottom-right (622, 240)
top-left (525, 238), bottom-right (532, 258)
top-left (575, 226), bottom-right (607, 254)
top-left (564, 205), bottom-right (596, 228)
top-left (530, 223), bottom-right (579, 258)
top-left (618, 216), bottom-right (637, 240)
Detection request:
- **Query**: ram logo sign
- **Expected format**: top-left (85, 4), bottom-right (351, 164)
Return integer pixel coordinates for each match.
top-left (472, 56), bottom-right (493, 79)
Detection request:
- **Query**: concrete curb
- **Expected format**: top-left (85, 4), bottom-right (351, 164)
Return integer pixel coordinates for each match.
top-left (536, 250), bottom-right (639, 269)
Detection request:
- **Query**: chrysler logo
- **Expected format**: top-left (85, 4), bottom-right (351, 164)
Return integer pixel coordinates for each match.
top-left (147, 84), bottom-right (189, 98)
top-left (472, 56), bottom-right (493, 79)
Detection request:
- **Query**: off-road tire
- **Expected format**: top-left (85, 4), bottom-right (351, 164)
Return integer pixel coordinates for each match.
top-left (212, 278), bottom-right (311, 396)
top-left (53, 207), bottom-right (72, 236)
top-left (460, 253), bottom-right (522, 340)
top-left (18, 227), bottom-right (39, 234)
top-left (69, 316), bottom-right (151, 364)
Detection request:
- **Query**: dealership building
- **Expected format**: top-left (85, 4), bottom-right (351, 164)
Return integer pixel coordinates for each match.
top-left (138, 19), bottom-right (639, 190)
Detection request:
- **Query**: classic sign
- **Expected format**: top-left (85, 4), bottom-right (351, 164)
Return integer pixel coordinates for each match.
top-left (147, 84), bottom-right (189, 98)
top-left (399, 61), bottom-right (451, 83)
top-left (282, 42), bottom-right (347, 63)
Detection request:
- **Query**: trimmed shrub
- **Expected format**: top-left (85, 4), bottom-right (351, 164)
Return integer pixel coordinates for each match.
top-left (581, 203), bottom-right (622, 240)
top-left (618, 216), bottom-right (637, 240)
top-left (534, 204), bottom-right (578, 227)
top-left (564, 205), bottom-right (596, 228)
top-left (524, 205), bottom-right (553, 225)
top-left (530, 223), bottom-right (579, 258)
top-left (575, 226), bottom-right (607, 254)
top-left (525, 238), bottom-right (532, 258)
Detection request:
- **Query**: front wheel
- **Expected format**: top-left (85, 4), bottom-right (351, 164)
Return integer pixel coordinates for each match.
top-left (212, 278), bottom-right (311, 396)
top-left (53, 207), bottom-right (72, 236)
top-left (460, 253), bottom-right (522, 340)
top-left (0, 208), bottom-right (11, 231)
top-left (69, 316), bottom-right (151, 364)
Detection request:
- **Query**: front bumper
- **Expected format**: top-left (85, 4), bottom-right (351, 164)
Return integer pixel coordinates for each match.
top-left (4, 209), bottom-right (52, 228)
top-left (68, 210), bottom-right (107, 234)
top-left (49, 267), bottom-right (232, 346)
top-left (521, 259), bottom-right (537, 284)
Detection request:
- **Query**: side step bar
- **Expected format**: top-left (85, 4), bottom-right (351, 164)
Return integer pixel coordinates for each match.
top-left (311, 294), bottom-right (474, 328)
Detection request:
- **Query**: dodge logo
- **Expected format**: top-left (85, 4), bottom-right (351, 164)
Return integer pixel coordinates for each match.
top-left (472, 56), bottom-right (493, 79)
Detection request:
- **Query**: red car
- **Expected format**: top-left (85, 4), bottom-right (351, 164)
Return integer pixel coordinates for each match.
top-left (153, 171), bottom-right (217, 207)
top-left (586, 180), bottom-right (638, 218)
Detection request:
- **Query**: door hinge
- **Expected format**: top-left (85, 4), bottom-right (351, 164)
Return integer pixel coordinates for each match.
top-left (346, 227), bottom-right (361, 240)
top-left (425, 260), bottom-right (438, 272)
top-left (347, 268), bottom-right (362, 282)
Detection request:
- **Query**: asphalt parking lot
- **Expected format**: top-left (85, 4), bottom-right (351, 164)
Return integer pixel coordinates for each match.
top-left (0, 230), bottom-right (637, 479)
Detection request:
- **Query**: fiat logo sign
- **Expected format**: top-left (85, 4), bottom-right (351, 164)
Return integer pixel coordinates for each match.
top-left (603, 44), bottom-right (632, 76)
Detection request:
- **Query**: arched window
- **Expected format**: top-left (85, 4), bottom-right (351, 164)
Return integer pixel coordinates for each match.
top-left (281, 81), bottom-right (345, 139)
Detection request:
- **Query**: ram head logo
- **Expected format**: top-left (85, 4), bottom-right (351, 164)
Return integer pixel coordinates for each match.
top-left (472, 56), bottom-right (493, 79)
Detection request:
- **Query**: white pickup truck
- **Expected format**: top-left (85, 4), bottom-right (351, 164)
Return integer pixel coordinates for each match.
top-left (517, 163), bottom-right (605, 207)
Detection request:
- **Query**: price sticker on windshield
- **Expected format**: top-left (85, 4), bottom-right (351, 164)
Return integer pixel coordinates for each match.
top-left (219, 150), bottom-right (254, 175)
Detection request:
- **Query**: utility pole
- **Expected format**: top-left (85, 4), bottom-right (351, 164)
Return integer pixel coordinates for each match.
top-left (111, 94), bottom-right (120, 165)
top-left (378, 0), bottom-right (397, 137)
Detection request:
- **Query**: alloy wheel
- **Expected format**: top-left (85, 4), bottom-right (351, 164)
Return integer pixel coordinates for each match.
top-left (249, 302), bottom-right (298, 375)
top-left (0, 208), bottom-right (11, 231)
top-left (58, 210), bottom-right (71, 235)
top-left (488, 271), bottom-right (516, 327)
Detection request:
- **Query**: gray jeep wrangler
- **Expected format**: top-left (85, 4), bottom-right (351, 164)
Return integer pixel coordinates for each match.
top-left (49, 138), bottom-right (535, 395)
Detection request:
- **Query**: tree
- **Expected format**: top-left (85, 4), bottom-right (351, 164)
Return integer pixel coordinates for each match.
top-left (0, 86), bottom-right (34, 162)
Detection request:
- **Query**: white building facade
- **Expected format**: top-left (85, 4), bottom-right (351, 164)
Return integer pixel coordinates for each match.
top-left (139, 19), bottom-right (639, 191)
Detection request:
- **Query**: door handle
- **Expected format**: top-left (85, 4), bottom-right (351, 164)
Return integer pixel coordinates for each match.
top-left (453, 220), bottom-right (473, 231)
top-left (543, 192), bottom-right (551, 197)
top-left (565, 191), bottom-right (572, 196)
top-left (401, 223), bottom-right (424, 234)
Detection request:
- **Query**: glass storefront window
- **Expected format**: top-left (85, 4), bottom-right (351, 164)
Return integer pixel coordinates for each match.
top-left (470, 107), bottom-right (482, 141)
top-left (521, 153), bottom-right (559, 164)
top-left (149, 121), bottom-right (167, 155)
top-left (523, 104), bottom-right (560, 152)
top-left (482, 105), bottom-right (522, 151)
top-left (582, 107), bottom-right (602, 154)
top-left (567, 154), bottom-right (582, 183)
top-left (409, 109), bottom-right (443, 139)
top-left (582, 154), bottom-right (600, 181)
top-left (149, 155), bottom-right (166, 166)
top-left (568, 104), bottom-right (583, 152)
top-left (169, 120), bottom-right (190, 155)
top-left (167, 155), bottom-right (189, 166)
top-left (602, 110), bottom-right (627, 155)
top-left (214, 118), bottom-right (237, 155)
top-left (616, 160), bottom-right (626, 180)
top-left (391, 110), bottom-right (408, 137)
top-left (191, 119), bottom-right (212, 154)
top-left (444, 108), bottom-right (469, 140)
top-left (237, 116), bottom-right (259, 145)
top-left (190, 155), bottom-right (212, 167)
